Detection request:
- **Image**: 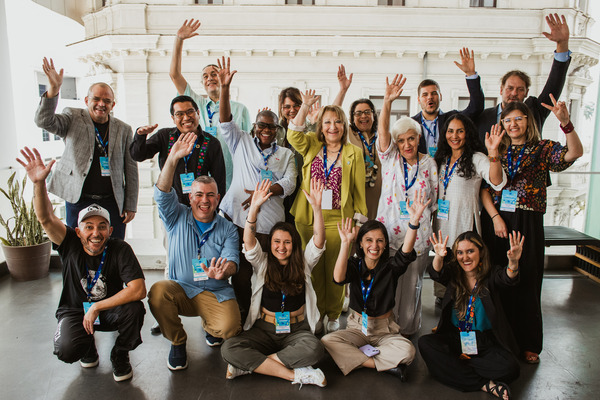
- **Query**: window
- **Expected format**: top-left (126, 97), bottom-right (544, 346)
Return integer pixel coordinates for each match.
top-left (369, 95), bottom-right (410, 126)
top-left (470, 0), bottom-right (496, 7)
top-left (458, 96), bottom-right (497, 110)
top-left (54, 134), bottom-right (61, 141)
top-left (42, 129), bottom-right (50, 142)
top-left (378, 0), bottom-right (405, 5)
top-left (285, 0), bottom-right (315, 4)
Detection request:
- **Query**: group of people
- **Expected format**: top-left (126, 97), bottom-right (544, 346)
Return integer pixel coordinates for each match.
top-left (21, 13), bottom-right (584, 399)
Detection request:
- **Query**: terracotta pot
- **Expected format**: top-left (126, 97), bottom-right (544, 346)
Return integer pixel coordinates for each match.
top-left (1, 241), bottom-right (51, 281)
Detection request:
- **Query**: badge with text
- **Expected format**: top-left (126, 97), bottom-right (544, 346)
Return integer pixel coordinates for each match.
top-left (399, 201), bottom-right (410, 220)
top-left (437, 199), bottom-right (450, 220)
top-left (83, 302), bottom-right (100, 325)
top-left (260, 169), bottom-right (273, 181)
top-left (205, 126), bottom-right (217, 137)
top-left (428, 146), bottom-right (437, 158)
top-left (99, 157), bottom-right (110, 177)
top-left (361, 311), bottom-right (369, 335)
top-left (275, 311), bottom-right (291, 334)
top-left (192, 258), bottom-right (209, 281)
top-left (500, 190), bottom-right (518, 212)
top-left (460, 331), bottom-right (478, 355)
top-left (322, 189), bottom-right (333, 210)
top-left (180, 172), bottom-right (195, 194)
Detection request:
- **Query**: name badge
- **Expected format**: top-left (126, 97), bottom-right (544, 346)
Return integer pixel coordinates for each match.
top-left (365, 154), bottom-right (374, 169)
top-left (205, 126), bottom-right (217, 137)
top-left (428, 146), bottom-right (437, 158)
top-left (460, 331), bottom-right (478, 355)
top-left (192, 258), bottom-right (209, 281)
top-left (99, 156), bottom-right (110, 177)
top-left (399, 201), bottom-right (410, 220)
top-left (322, 189), bottom-right (333, 210)
top-left (275, 311), bottom-right (291, 334)
top-left (500, 190), bottom-right (518, 212)
top-left (83, 302), bottom-right (100, 325)
top-left (260, 169), bottom-right (273, 182)
top-left (437, 199), bottom-right (450, 220)
top-left (361, 311), bottom-right (369, 335)
top-left (180, 172), bottom-right (195, 194)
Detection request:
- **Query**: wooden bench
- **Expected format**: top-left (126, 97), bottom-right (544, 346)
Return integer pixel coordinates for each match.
top-left (544, 226), bottom-right (600, 283)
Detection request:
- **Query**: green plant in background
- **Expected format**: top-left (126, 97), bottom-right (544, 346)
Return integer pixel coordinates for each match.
top-left (0, 172), bottom-right (46, 246)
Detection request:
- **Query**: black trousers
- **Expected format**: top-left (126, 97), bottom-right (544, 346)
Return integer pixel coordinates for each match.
top-left (481, 208), bottom-right (545, 354)
top-left (419, 330), bottom-right (520, 392)
top-left (53, 301), bottom-right (145, 363)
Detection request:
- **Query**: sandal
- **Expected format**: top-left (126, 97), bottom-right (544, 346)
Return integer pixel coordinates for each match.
top-left (524, 351), bottom-right (540, 364)
top-left (483, 380), bottom-right (511, 400)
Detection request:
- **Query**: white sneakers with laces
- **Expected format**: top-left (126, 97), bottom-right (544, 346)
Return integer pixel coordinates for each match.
top-left (292, 366), bottom-right (327, 388)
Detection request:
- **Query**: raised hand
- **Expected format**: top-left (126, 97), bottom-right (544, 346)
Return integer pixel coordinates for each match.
top-left (300, 89), bottom-right (318, 108)
top-left (485, 124), bottom-right (505, 154)
top-left (249, 179), bottom-right (272, 210)
top-left (136, 124), bottom-right (159, 136)
top-left (302, 177), bottom-right (324, 209)
top-left (543, 13), bottom-right (569, 49)
top-left (453, 47), bottom-right (476, 76)
top-left (216, 56), bottom-right (237, 87)
top-left (170, 132), bottom-right (197, 160)
top-left (384, 74), bottom-right (406, 103)
top-left (337, 217), bottom-right (357, 245)
top-left (42, 57), bottom-right (63, 97)
top-left (307, 98), bottom-right (321, 124)
top-left (541, 93), bottom-right (570, 126)
top-left (257, 107), bottom-right (272, 113)
top-left (406, 188), bottom-right (431, 223)
top-left (430, 230), bottom-right (449, 258)
top-left (16, 147), bottom-right (55, 185)
top-left (337, 64), bottom-right (353, 92)
top-left (506, 231), bottom-right (525, 263)
top-left (177, 19), bottom-right (201, 40)
top-left (202, 257), bottom-right (229, 280)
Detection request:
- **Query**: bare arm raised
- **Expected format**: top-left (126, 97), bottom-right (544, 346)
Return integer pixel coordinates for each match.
top-left (155, 132), bottom-right (197, 193)
top-left (170, 19), bottom-right (201, 95)
top-left (378, 74), bottom-right (406, 152)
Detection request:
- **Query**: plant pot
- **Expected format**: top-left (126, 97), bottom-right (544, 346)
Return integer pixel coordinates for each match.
top-left (1, 241), bottom-right (51, 281)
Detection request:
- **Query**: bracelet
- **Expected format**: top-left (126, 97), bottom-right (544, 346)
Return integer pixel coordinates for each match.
top-left (408, 221), bottom-right (420, 230)
top-left (245, 217), bottom-right (257, 224)
top-left (560, 121), bottom-right (574, 134)
top-left (507, 266), bottom-right (519, 274)
top-left (488, 155), bottom-right (500, 163)
top-left (491, 214), bottom-right (500, 220)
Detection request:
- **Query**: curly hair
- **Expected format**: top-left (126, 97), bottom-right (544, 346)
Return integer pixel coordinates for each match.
top-left (434, 114), bottom-right (482, 180)
top-left (264, 222), bottom-right (305, 296)
top-left (349, 98), bottom-right (378, 136)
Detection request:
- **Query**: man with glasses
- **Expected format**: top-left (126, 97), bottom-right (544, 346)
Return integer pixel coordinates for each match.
top-left (35, 58), bottom-right (138, 240)
top-left (473, 13), bottom-right (571, 146)
top-left (411, 48), bottom-right (485, 157)
top-left (170, 19), bottom-right (252, 190)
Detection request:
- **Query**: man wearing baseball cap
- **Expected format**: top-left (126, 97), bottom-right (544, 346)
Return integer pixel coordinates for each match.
top-left (17, 147), bottom-right (146, 382)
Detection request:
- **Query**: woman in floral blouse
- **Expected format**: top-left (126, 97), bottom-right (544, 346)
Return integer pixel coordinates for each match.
top-left (481, 96), bottom-right (583, 364)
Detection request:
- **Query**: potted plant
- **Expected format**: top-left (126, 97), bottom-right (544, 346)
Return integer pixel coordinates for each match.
top-left (0, 172), bottom-right (51, 281)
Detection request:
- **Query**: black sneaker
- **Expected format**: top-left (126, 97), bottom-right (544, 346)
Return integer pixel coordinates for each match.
top-left (205, 333), bottom-right (223, 347)
top-left (384, 364), bottom-right (407, 382)
top-left (80, 342), bottom-right (99, 368)
top-left (168, 343), bottom-right (188, 371)
top-left (110, 348), bottom-right (133, 382)
top-left (150, 322), bottom-right (161, 335)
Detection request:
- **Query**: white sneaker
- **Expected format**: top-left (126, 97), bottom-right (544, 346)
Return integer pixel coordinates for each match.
top-left (326, 319), bottom-right (340, 333)
top-left (226, 363), bottom-right (251, 380)
top-left (292, 366), bottom-right (327, 388)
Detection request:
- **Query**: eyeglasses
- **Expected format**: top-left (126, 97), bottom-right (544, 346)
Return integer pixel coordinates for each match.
top-left (502, 116), bottom-right (527, 125)
top-left (256, 122), bottom-right (280, 131)
top-left (173, 109), bottom-right (197, 119)
top-left (353, 110), bottom-right (373, 117)
top-left (282, 104), bottom-right (301, 110)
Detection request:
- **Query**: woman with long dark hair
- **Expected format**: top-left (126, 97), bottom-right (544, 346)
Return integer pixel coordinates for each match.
top-left (221, 178), bottom-right (327, 387)
top-left (419, 230), bottom-right (524, 400)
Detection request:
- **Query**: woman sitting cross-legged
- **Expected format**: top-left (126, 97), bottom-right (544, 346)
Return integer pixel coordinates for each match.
top-left (418, 230), bottom-right (524, 400)
top-left (221, 178), bottom-right (327, 387)
top-left (321, 189), bottom-right (431, 381)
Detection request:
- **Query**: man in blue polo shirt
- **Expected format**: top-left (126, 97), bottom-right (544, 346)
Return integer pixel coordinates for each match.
top-left (148, 132), bottom-right (241, 371)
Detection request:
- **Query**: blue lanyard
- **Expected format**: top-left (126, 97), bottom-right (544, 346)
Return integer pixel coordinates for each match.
top-left (85, 246), bottom-right (107, 300)
top-left (254, 138), bottom-right (277, 170)
top-left (360, 260), bottom-right (375, 313)
top-left (356, 130), bottom-right (377, 156)
top-left (180, 133), bottom-right (198, 174)
top-left (506, 145), bottom-right (526, 181)
top-left (442, 156), bottom-right (460, 198)
top-left (281, 292), bottom-right (286, 313)
top-left (420, 116), bottom-right (438, 145)
top-left (402, 156), bottom-right (419, 198)
top-left (459, 282), bottom-right (478, 332)
top-left (206, 103), bottom-right (218, 126)
top-left (323, 145), bottom-right (342, 182)
top-left (94, 126), bottom-right (109, 156)
top-left (195, 227), bottom-right (214, 259)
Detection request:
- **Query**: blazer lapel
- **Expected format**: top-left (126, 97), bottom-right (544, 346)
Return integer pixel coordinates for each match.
top-left (340, 144), bottom-right (354, 208)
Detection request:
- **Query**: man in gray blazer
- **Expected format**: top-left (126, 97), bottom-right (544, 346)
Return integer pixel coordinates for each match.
top-left (34, 57), bottom-right (138, 239)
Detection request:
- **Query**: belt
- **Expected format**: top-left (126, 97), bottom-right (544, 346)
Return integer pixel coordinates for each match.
top-left (261, 312), bottom-right (304, 325)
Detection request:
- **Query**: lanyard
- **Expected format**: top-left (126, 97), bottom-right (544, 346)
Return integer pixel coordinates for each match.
top-left (442, 156), bottom-right (460, 198)
top-left (183, 138), bottom-right (199, 174)
top-left (94, 126), bottom-right (109, 156)
top-left (360, 260), bottom-right (375, 313)
top-left (254, 138), bottom-right (277, 170)
top-left (459, 282), bottom-right (478, 332)
top-left (195, 226), bottom-right (214, 259)
top-left (323, 145), bottom-right (342, 182)
top-left (168, 132), bottom-right (209, 176)
top-left (420, 115), bottom-right (438, 146)
top-left (85, 246), bottom-right (107, 301)
top-left (356, 130), bottom-right (377, 156)
top-left (206, 102), bottom-right (219, 126)
top-left (281, 292), bottom-right (286, 313)
top-left (402, 156), bottom-right (419, 198)
top-left (506, 145), bottom-right (526, 181)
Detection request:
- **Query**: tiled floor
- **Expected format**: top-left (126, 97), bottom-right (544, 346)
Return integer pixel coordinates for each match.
top-left (1, 268), bottom-right (599, 400)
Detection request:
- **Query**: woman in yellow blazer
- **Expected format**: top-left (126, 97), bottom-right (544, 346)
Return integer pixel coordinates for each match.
top-left (287, 90), bottom-right (367, 334)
